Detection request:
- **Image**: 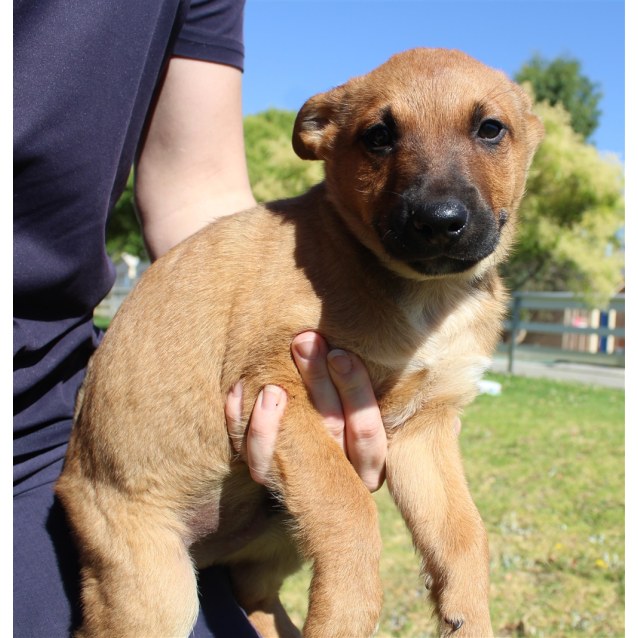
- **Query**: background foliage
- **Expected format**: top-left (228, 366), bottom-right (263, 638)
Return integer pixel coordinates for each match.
top-left (105, 171), bottom-right (148, 260)
top-left (244, 108), bottom-right (324, 202)
top-left (515, 54), bottom-right (602, 141)
top-left (502, 96), bottom-right (624, 301)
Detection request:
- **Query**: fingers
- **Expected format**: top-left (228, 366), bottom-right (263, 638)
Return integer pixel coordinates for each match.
top-left (227, 333), bottom-right (389, 493)
top-left (325, 349), bottom-right (387, 492)
top-left (226, 334), bottom-right (456, 493)
top-left (225, 381), bottom-right (287, 486)
top-left (246, 385), bottom-right (287, 486)
top-left (292, 333), bottom-right (387, 492)
top-left (291, 332), bottom-right (346, 449)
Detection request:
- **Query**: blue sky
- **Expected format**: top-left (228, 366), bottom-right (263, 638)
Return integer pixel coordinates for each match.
top-left (242, 0), bottom-right (625, 160)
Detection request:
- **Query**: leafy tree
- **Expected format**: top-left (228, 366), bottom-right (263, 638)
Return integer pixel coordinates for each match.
top-left (243, 108), bottom-right (323, 202)
top-left (515, 54), bottom-right (602, 140)
top-left (501, 98), bottom-right (624, 302)
top-left (105, 171), bottom-right (148, 260)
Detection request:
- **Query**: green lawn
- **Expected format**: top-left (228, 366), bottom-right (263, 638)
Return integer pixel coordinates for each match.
top-left (280, 374), bottom-right (625, 637)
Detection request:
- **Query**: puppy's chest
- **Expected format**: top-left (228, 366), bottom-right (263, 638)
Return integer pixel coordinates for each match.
top-left (373, 296), bottom-right (493, 430)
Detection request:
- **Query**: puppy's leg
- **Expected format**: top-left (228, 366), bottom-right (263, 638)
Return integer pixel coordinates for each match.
top-left (386, 409), bottom-right (493, 638)
top-left (229, 550), bottom-right (303, 638)
top-left (270, 401), bottom-right (383, 638)
top-left (58, 483), bottom-right (198, 638)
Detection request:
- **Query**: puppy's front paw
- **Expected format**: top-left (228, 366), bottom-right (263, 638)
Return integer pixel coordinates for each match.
top-left (438, 596), bottom-right (491, 637)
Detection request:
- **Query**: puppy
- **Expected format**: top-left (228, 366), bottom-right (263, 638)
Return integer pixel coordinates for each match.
top-left (57, 48), bottom-right (543, 638)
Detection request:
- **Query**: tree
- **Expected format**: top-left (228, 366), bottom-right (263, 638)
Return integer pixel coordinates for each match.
top-left (501, 97), bottom-right (624, 303)
top-left (243, 108), bottom-right (323, 202)
top-left (105, 171), bottom-right (148, 260)
top-left (514, 54), bottom-right (602, 141)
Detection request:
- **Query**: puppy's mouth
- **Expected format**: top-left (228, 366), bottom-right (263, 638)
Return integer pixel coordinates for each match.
top-left (406, 254), bottom-right (491, 276)
top-left (377, 198), bottom-right (506, 277)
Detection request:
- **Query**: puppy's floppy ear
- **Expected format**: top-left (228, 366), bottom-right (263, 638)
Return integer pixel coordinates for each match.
top-left (292, 85), bottom-right (346, 160)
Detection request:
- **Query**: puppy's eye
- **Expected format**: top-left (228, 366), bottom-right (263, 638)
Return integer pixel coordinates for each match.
top-left (477, 119), bottom-right (506, 142)
top-left (362, 124), bottom-right (394, 153)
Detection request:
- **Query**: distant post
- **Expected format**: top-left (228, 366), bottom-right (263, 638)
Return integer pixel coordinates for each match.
top-left (507, 294), bottom-right (522, 374)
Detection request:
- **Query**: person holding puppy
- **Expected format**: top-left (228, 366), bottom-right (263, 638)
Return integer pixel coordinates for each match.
top-left (13, 1), bottom-right (386, 636)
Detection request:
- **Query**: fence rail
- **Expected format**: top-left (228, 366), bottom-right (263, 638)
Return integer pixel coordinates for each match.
top-left (501, 291), bottom-right (625, 372)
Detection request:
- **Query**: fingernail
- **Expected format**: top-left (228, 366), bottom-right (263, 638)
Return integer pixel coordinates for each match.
top-left (327, 349), bottom-right (352, 375)
top-left (261, 385), bottom-right (284, 410)
top-left (293, 336), bottom-right (320, 360)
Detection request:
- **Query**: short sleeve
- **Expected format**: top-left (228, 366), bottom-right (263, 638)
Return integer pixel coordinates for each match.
top-left (173, 0), bottom-right (246, 71)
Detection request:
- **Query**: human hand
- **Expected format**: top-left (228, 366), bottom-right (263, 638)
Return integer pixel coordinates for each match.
top-left (225, 332), bottom-right (387, 492)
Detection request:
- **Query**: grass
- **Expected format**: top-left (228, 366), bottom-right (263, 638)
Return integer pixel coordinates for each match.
top-left (280, 373), bottom-right (625, 637)
top-left (93, 315), bottom-right (111, 331)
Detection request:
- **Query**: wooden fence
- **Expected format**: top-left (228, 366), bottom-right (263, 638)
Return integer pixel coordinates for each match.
top-left (500, 291), bottom-right (625, 372)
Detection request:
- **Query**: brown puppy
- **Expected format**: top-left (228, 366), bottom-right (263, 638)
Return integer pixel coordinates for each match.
top-left (56, 48), bottom-right (543, 638)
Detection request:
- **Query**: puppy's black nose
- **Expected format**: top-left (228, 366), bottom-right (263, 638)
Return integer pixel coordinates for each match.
top-left (411, 199), bottom-right (469, 242)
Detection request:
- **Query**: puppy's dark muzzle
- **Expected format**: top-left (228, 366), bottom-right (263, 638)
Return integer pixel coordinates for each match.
top-left (378, 193), bottom-right (503, 277)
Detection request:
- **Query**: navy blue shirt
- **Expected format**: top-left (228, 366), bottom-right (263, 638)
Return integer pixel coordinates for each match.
top-left (13, 0), bottom-right (246, 490)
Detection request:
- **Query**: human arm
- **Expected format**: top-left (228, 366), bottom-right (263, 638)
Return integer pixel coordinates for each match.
top-left (135, 57), bottom-right (256, 260)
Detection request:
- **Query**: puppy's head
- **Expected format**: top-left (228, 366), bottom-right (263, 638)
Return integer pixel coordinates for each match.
top-left (293, 48), bottom-right (544, 280)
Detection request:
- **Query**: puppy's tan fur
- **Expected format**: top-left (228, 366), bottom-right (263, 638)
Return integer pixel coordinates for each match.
top-left (57, 48), bottom-right (543, 638)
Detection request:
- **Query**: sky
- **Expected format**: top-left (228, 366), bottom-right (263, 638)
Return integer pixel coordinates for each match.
top-left (242, 0), bottom-right (625, 161)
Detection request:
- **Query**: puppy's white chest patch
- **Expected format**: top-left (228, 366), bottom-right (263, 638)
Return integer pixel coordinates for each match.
top-left (381, 291), bottom-right (494, 430)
